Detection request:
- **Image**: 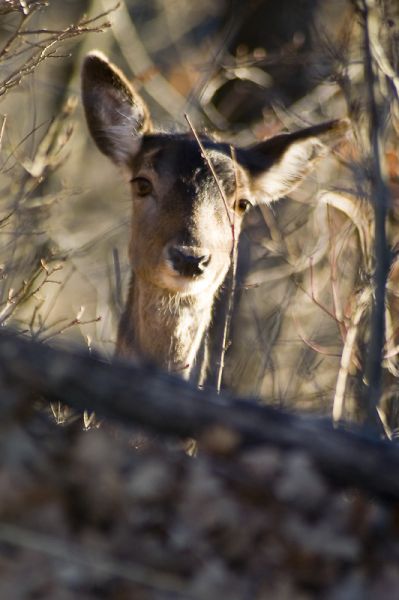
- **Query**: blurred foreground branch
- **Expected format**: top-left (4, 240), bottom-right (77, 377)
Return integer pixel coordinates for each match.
top-left (1, 329), bottom-right (399, 500)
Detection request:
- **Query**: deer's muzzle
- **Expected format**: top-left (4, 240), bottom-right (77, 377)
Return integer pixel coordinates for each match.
top-left (168, 246), bottom-right (211, 278)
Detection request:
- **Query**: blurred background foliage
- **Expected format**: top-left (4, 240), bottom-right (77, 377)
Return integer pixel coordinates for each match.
top-left (0, 0), bottom-right (398, 428)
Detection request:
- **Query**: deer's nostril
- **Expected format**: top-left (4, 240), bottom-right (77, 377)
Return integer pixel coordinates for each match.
top-left (168, 247), bottom-right (211, 277)
top-left (200, 254), bottom-right (211, 268)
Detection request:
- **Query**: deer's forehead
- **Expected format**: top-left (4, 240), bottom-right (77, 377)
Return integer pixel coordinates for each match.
top-left (134, 136), bottom-right (248, 199)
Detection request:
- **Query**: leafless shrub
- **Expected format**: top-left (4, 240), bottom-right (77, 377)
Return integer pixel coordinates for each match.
top-left (0, 3), bottom-right (118, 353)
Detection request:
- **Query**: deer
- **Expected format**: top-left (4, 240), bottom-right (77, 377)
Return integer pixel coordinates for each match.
top-left (81, 51), bottom-right (347, 384)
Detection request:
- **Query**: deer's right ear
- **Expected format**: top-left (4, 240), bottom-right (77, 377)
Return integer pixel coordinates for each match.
top-left (81, 51), bottom-right (152, 165)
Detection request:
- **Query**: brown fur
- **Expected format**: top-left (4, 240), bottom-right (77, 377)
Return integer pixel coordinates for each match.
top-left (81, 51), bottom-right (348, 381)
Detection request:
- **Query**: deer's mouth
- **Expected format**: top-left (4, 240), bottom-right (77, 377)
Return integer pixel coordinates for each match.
top-left (158, 264), bottom-right (209, 295)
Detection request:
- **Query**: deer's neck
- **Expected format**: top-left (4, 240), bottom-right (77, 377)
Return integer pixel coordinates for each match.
top-left (116, 273), bottom-right (213, 378)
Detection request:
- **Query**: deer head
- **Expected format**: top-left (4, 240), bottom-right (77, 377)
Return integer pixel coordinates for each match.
top-left (81, 51), bottom-right (347, 375)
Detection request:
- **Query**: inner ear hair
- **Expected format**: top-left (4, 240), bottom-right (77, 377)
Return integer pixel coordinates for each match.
top-left (241, 119), bottom-right (349, 175)
top-left (238, 119), bottom-right (350, 202)
top-left (81, 51), bottom-right (152, 164)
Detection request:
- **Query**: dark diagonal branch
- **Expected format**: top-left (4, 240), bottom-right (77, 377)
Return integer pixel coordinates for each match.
top-left (1, 329), bottom-right (399, 501)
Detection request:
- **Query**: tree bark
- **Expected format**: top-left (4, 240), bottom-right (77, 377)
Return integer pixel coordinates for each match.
top-left (0, 329), bottom-right (399, 500)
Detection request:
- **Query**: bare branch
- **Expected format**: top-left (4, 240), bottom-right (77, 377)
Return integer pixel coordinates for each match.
top-left (360, 0), bottom-right (392, 430)
top-left (1, 329), bottom-right (399, 500)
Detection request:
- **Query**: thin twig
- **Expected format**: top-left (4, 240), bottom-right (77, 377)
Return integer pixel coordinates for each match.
top-left (0, 5), bottom-right (113, 97)
top-left (184, 114), bottom-right (233, 227)
top-left (333, 286), bottom-right (372, 423)
top-left (112, 247), bottom-right (123, 314)
top-left (216, 145), bottom-right (239, 392)
top-left (0, 114), bottom-right (6, 152)
top-left (184, 114), bottom-right (237, 391)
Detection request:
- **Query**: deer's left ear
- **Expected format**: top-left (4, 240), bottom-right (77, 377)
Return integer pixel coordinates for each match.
top-left (237, 120), bottom-right (349, 204)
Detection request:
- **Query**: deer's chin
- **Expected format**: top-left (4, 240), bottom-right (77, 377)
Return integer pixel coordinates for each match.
top-left (150, 264), bottom-right (215, 296)
top-left (157, 272), bottom-right (210, 295)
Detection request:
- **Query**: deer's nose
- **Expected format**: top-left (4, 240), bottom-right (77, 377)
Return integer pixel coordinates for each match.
top-left (168, 246), bottom-right (211, 277)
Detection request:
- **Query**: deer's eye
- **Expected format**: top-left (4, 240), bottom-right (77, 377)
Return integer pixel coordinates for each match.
top-left (132, 177), bottom-right (153, 196)
top-left (236, 198), bottom-right (251, 214)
